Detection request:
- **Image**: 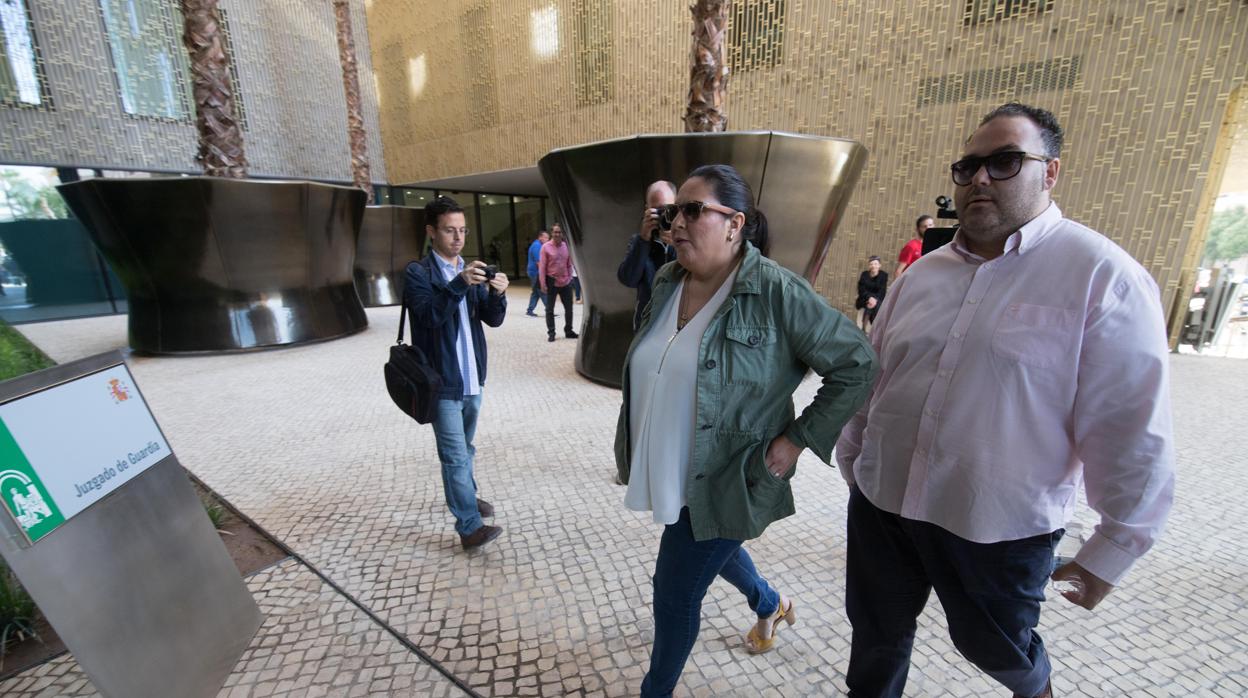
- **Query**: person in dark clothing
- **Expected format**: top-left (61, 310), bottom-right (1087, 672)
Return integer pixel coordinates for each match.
top-left (854, 256), bottom-right (888, 331)
top-left (404, 196), bottom-right (508, 550)
top-left (618, 180), bottom-right (678, 330)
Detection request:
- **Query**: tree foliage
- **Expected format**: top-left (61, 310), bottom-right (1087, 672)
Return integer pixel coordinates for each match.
top-left (1203, 207), bottom-right (1248, 264)
top-left (0, 172), bottom-right (68, 222)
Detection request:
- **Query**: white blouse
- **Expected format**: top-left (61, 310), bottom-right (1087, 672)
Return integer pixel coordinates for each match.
top-left (625, 267), bottom-right (739, 525)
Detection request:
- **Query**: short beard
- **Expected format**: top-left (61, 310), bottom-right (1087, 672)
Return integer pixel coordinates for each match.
top-left (959, 176), bottom-right (1046, 253)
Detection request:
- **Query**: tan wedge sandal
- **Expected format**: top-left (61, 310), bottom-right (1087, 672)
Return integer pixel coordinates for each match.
top-left (745, 596), bottom-right (797, 654)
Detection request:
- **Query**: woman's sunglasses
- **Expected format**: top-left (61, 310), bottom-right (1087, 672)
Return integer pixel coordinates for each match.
top-left (660, 201), bottom-right (740, 225)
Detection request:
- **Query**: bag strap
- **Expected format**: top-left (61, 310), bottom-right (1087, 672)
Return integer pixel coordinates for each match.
top-left (397, 295), bottom-right (408, 345)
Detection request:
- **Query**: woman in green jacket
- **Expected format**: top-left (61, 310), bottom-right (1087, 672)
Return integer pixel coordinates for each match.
top-left (616, 164), bottom-right (877, 697)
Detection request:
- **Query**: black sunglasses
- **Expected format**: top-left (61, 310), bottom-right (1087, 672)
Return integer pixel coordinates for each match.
top-left (660, 200), bottom-right (739, 224)
top-left (950, 151), bottom-right (1050, 186)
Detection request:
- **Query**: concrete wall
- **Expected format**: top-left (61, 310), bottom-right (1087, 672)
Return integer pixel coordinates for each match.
top-left (0, 0), bottom-right (386, 183)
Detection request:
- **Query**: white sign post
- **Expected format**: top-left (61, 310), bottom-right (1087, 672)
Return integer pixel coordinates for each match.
top-left (0, 363), bottom-right (170, 542)
top-left (0, 352), bottom-right (261, 698)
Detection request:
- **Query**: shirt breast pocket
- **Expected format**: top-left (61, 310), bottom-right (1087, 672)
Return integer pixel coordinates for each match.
top-left (725, 326), bottom-right (778, 385)
top-left (991, 303), bottom-right (1077, 369)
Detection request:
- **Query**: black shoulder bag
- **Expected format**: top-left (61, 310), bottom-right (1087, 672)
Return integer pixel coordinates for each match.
top-left (384, 298), bottom-right (443, 424)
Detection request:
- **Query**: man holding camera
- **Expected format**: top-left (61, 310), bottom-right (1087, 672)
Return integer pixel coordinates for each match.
top-left (617, 180), bottom-right (678, 330)
top-left (404, 195), bottom-right (509, 550)
top-left (539, 223), bottom-right (578, 342)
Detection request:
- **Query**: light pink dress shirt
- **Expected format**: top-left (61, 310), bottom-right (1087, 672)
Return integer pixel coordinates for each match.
top-left (539, 241), bottom-right (573, 288)
top-left (835, 204), bottom-right (1174, 585)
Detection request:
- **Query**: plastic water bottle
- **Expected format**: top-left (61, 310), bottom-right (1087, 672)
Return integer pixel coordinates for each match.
top-left (1053, 521), bottom-right (1084, 570)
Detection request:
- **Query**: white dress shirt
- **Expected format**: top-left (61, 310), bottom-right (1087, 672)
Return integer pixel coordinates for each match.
top-left (836, 203), bottom-right (1174, 585)
top-left (625, 267), bottom-right (738, 525)
top-left (434, 254), bottom-right (480, 397)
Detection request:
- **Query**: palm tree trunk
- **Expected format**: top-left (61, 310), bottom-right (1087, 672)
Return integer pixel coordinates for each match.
top-left (684, 0), bottom-right (730, 133)
top-left (333, 0), bottom-right (372, 200)
top-left (181, 0), bottom-right (247, 177)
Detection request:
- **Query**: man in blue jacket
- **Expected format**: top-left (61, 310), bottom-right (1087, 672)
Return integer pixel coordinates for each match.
top-left (405, 196), bottom-right (509, 549)
top-left (525, 229), bottom-right (549, 316)
top-left (617, 181), bottom-right (677, 329)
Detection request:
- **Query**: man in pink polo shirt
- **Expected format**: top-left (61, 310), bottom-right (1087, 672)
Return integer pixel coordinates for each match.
top-left (836, 103), bottom-right (1174, 698)
top-left (539, 223), bottom-right (578, 342)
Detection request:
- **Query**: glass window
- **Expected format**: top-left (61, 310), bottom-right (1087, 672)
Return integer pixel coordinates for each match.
top-left (400, 188), bottom-right (435, 209)
top-left (0, 0), bottom-right (45, 106)
top-left (545, 199), bottom-right (558, 230)
top-left (0, 166), bottom-right (126, 324)
top-left (99, 0), bottom-right (194, 120)
top-left (514, 197), bottom-right (545, 279)
top-left (478, 194), bottom-right (516, 278)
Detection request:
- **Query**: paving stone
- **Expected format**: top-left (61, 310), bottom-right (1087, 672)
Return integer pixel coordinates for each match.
top-left (0, 560), bottom-right (464, 697)
top-left (4, 299), bottom-right (1246, 696)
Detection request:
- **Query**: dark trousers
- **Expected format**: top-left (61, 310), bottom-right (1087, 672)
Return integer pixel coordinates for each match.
top-left (545, 276), bottom-right (574, 336)
top-left (641, 508), bottom-right (779, 698)
top-left (526, 276), bottom-right (547, 313)
top-left (845, 487), bottom-right (1058, 698)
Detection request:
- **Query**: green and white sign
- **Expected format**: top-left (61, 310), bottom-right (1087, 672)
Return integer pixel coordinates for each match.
top-left (0, 364), bottom-right (170, 543)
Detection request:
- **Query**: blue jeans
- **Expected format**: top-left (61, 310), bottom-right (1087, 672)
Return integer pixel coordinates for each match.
top-left (526, 277), bottom-right (547, 313)
top-left (640, 507), bottom-right (779, 698)
top-left (431, 394), bottom-right (483, 537)
top-left (845, 486), bottom-right (1058, 697)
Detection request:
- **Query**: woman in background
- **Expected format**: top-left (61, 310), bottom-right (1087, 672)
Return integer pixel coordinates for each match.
top-left (855, 255), bottom-right (888, 331)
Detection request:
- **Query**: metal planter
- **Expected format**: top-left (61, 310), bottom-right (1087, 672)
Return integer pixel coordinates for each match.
top-left (354, 205), bottom-right (425, 307)
top-left (538, 131), bottom-right (867, 387)
top-left (57, 177), bottom-right (369, 353)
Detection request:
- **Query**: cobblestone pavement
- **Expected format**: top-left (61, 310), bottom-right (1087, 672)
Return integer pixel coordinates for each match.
top-left (0, 559), bottom-right (467, 697)
top-left (9, 291), bottom-right (1248, 697)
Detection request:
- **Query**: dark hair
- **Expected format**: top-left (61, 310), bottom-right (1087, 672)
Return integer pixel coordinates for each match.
top-left (424, 196), bottom-right (464, 229)
top-left (868, 255), bottom-right (881, 262)
top-left (685, 164), bottom-right (770, 257)
top-left (978, 102), bottom-right (1064, 159)
top-left (915, 215), bottom-right (933, 228)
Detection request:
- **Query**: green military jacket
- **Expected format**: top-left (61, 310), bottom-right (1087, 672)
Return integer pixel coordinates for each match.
top-left (614, 243), bottom-right (878, 541)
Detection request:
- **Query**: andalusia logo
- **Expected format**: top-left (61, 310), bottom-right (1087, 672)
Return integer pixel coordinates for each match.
top-left (0, 470), bottom-right (52, 531)
top-left (109, 378), bottom-right (131, 403)
top-left (0, 419), bottom-right (65, 542)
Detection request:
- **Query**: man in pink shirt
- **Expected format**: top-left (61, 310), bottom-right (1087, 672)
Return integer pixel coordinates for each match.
top-left (539, 223), bottom-right (578, 342)
top-left (894, 214), bottom-right (933, 277)
top-left (835, 103), bottom-right (1174, 698)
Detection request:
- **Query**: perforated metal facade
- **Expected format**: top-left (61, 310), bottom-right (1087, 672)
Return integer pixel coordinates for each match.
top-left (366, 0), bottom-right (1248, 318)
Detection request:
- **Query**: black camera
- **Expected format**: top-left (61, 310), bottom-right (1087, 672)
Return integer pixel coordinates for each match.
top-left (653, 207), bottom-right (673, 231)
top-left (483, 265), bottom-right (498, 281)
top-left (935, 195), bottom-right (958, 220)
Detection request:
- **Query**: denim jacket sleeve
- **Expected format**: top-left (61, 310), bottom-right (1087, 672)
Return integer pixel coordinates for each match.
top-left (779, 276), bottom-right (879, 464)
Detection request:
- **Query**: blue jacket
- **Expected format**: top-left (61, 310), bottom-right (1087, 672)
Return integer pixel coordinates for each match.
top-left (617, 234), bottom-right (677, 330)
top-left (404, 255), bottom-right (507, 399)
top-left (526, 239), bottom-right (543, 278)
